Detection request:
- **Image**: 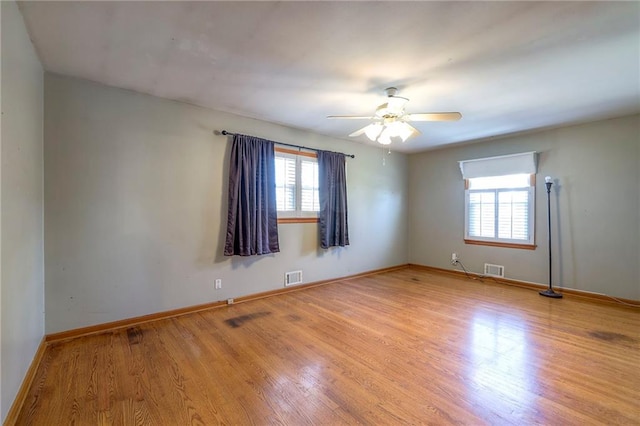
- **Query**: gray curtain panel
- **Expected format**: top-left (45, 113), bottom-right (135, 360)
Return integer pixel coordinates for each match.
top-left (224, 134), bottom-right (280, 256)
top-left (317, 150), bottom-right (349, 249)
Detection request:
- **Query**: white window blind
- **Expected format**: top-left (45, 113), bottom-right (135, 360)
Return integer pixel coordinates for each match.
top-left (275, 150), bottom-right (319, 217)
top-left (275, 155), bottom-right (296, 211)
top-left (468, 191), bottom-right (496, 238)
top-left (300, 159), bottom-right (319, 211)
top-left (498, 190), bottom-right (529, 240)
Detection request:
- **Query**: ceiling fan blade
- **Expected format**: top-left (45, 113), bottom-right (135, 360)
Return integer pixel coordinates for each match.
top-left (406, 112), bottom-right (462, 122)
top-left (348, 126), bottom-right (369, 137)
top-left (327, 115), bottom-right (375, 120)
top-left (406, 123), bottom-right (421, 139)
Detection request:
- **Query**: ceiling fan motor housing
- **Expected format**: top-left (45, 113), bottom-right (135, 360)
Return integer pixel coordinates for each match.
top-left (385, 87), bottom-right (398, 97)
top-left (376, 103), bottom-right (401, 119)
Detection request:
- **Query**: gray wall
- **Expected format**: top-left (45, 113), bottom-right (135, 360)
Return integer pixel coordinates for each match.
top-left (0, 1), bottom-right (45, 421)
top-left (44, 74), bottom-right (408, 334)
top-left (409, 115), bottom-right (640, 300)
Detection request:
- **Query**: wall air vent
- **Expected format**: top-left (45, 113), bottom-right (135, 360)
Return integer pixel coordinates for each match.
top-left (484, 263), bottom-right (505, 278)
top-left (285, 270), bottom-right (303, 287)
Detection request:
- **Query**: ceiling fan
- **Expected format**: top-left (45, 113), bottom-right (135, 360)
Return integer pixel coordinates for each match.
top-left (327, 87), bottom-right (462, 145)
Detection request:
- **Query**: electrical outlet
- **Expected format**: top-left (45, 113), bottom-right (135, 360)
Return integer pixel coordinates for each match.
top-left (227, 298), bottom-right (234, 305)
top-left (451, 253), bottom-right (459, 264)
top-left (215, 279), bottom-right (222, 289)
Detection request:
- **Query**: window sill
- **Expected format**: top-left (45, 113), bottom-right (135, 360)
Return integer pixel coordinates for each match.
top-left (464, 239), bottom-right (536, 250)
top-left (278, 217), bottom-right (319, 224)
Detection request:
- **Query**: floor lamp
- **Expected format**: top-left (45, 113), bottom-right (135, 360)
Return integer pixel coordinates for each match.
top-left (540, 176), bottom-right (563, 298)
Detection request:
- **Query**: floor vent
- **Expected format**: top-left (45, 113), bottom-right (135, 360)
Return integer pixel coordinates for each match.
top-left (484, 263), bottom-right (505, 277)
top-left (285, 270), bottom-right (303, 287)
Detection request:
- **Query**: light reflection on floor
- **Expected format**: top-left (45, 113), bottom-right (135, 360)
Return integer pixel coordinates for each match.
top-left (273, 361), bottom-right (325, 418)
top-left (467, 311), bottom-right (538, 418)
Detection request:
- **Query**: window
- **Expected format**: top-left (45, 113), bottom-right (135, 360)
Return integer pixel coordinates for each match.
top-left (459, 152), bottom-right (538, 249)
top-left (275, 148), bottom-right (319, 223)
top-left (464, 173), bottom-right (535, 248)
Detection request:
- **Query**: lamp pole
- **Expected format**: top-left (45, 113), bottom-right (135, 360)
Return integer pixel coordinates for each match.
top-left (540, 176), bottom-right (563, 298)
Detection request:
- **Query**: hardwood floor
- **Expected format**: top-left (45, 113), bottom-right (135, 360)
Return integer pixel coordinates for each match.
top-left (16, 268), bottom-right (640, 425)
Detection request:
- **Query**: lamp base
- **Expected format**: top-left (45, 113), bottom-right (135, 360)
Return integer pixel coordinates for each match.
top-left (539, 289), bottom-right (563, 298)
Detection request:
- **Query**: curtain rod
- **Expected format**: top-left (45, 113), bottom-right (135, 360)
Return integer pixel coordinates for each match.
top-left (220, 130), bottom-right (355, 158)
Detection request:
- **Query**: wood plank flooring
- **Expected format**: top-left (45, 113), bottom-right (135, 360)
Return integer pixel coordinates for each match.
top-left (15, 268), bottom-right (640, 425)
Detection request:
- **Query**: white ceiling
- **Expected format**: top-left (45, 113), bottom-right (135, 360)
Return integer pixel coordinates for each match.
top-left (17, 1), bottom-right (640, 153)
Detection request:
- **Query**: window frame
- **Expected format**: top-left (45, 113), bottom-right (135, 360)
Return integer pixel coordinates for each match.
top-left (275, 147), bottom-right (319, 224)
top-left (463, 174), bottom-right (537, 250)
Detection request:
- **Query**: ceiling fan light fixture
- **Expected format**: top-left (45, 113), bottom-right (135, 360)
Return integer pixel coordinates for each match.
top-left (382, 120), bottom-right (414, 142)
top-left (377, 131), bottom-right (392, 145)
top-left (364, 122), bottom-right (383, 140)
top-left (398, 123), bottom-right (416, 142)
